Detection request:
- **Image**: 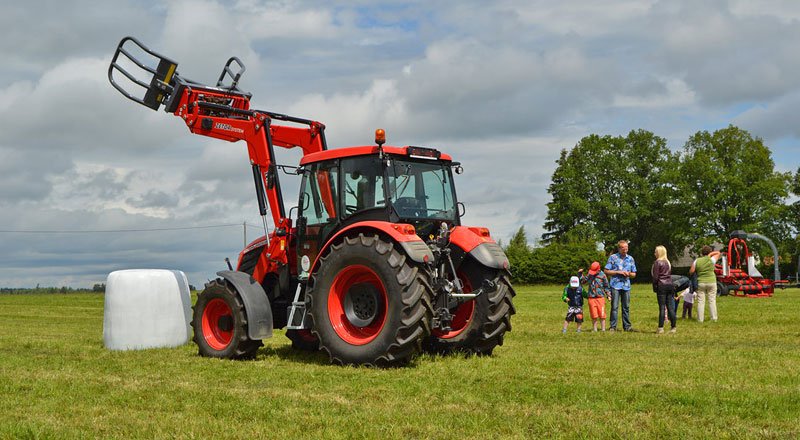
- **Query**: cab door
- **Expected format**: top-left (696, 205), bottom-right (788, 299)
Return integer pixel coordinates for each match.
top-left (296, 160), bottom-right (339, 274)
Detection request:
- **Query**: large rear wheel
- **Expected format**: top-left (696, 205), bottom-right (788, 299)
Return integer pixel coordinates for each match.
top-left (192, 279), bottom-right (262, 359)
top-left (423, 259), bottom-right (516, 355)
top-left (306, 234), bottom-right (433, 366)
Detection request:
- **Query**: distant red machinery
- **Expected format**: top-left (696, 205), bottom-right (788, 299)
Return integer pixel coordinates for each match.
top-left (714, 230), bottom-right (789, 297)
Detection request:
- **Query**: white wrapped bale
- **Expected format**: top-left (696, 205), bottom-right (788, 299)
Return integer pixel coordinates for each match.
top-left (103, 269), bottom-right (192, 350)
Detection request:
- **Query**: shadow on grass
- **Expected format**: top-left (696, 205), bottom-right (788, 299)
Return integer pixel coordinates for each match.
top-left (256, 344), bottom-right (331, 366)
top-left (253, 343), bottom-right (486, 368)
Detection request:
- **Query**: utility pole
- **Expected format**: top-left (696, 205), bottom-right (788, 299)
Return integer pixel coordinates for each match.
top-left (243, 221), bottom-right (247, 248)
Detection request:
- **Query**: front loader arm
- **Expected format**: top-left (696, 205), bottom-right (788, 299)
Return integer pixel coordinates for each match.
top-left (108, 36), bottom-right (326, 273)
top-left (170, 88), bottom-right (324, 204)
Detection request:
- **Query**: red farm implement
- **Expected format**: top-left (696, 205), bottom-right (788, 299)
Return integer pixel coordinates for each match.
top-left (714, 230), bottom-right (790, 297)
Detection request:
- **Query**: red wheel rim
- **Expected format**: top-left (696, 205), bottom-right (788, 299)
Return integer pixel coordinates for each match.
top-left (433, 273), bottom-right (476, 339)
top-left (328, 265), bottom-right (388, 345)
top-left (201, 298), bottom-right (234, 350)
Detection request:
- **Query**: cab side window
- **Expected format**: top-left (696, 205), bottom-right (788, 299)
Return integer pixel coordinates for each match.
top-left (300, 161), bottom-right (339, 225)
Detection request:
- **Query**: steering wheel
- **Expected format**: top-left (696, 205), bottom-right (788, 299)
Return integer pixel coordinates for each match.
top-left (394, 197), bottom-right (424, 217)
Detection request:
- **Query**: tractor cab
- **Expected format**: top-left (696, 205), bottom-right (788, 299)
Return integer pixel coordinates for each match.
top-left (295, 140), bottom-right (462, 273)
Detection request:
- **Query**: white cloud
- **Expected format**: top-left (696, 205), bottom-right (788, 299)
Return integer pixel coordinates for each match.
top-left (0, 1), bottom-right (158, 79)
top-left (510, 0), bottom-right (658, 36)
top-left (0, 57), bottom-right (184, 155)
top-left (735, 92), bottom-right (800, 139)
top-left (613, 78), bottom-right (696, 108)
top-left (160, 0), bottom-right (263, 82)
top-left (648, 1), bottom-right (800, 106)
top-left (235, 0), bottom-right (340, 40)
top-left (289, 79), bottom-right (406, 146)
top-left (730, 0), bottom-right (800, 22)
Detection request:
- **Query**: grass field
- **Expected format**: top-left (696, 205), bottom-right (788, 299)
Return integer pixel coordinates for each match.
top-left (1, 285), bottom-right (799, 439)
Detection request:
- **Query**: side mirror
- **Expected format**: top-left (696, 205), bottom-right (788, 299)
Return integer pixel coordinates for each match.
top-left (457, 202), bottom-right (466, 217)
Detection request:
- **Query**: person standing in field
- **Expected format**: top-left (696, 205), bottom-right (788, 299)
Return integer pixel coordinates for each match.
top-left (605, 240), bottom-right (637, 332)
top-left (561, 276), bottom-right (586, 333)
top-left (579, 262), bottom-right (611, 332)
top-left (681, 287), bottom-right (694, 319)
top-left (690, 245), bottom-right (721, 322)
top-left (651, 245), bottom-right (676, 334)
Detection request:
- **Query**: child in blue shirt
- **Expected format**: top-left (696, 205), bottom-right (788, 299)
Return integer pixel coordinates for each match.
top-left (561, 276), bottom-right (587, 333)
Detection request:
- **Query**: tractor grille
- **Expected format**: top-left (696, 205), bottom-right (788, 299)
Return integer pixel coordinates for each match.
top-left (238, 245), bottom-right (265, 275)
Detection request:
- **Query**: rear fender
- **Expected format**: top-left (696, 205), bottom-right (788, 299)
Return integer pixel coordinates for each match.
top-left (216, 270), bottom-right (273, 340)
top-left (309, 221), bottom-right (433, 274)
top-left (449, 226), bottom-right (509, 270)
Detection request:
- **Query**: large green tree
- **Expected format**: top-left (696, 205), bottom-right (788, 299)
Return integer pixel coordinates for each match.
top-left (787, 168), bottom-right (800, 269)
top-left (543, 129), bottom-right (684, 270)
top-left (543, 125), bottom-right (794, 274)
top-left (791, 168), bottom-right (800, 235)
top-left (678, 125), bottom-right (792, 251)
top-left (503, 225), bottom-right (604, 284)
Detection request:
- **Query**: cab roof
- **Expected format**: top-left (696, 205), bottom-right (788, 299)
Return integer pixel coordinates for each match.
top-left (299, 145), bottom-right (453, 166)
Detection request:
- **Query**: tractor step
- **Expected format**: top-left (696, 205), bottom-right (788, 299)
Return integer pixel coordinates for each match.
top-left (286, 302), bottom-right (310, 329)
top-left (286, 281), bottom-right (310, 330)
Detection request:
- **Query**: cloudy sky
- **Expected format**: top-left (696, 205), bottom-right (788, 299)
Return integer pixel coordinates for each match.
top-left (1, 0), bottom-right (799, 288)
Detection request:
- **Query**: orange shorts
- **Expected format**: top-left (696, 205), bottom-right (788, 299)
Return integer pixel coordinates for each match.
top-left (588, 296), bottom-right (606, 319)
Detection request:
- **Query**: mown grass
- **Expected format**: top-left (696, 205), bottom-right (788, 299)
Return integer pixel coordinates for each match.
top-left (1, 286), bottom-right (799, 439)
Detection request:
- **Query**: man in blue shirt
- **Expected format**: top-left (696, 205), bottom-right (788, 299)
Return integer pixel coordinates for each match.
top-left (604, 240), bottom-right (637, 332)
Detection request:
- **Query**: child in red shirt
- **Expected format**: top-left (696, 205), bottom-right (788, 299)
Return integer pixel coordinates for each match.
top-left (580, 262), bottom-right (612, 332)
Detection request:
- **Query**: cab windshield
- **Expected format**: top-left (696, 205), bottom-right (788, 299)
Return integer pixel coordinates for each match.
top-left (387, 158), bottom-right (457, 221)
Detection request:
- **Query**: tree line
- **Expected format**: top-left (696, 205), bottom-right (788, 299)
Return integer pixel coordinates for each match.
top-left (0, 286), bottom-right (103, 294)
top-left (505, 125), bottom-right (799, 284)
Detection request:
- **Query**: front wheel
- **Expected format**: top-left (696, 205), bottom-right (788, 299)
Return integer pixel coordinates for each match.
top-left (716, 281), bottom-right (729, 297)
top-left (306, 234), bottom-right (433, 366)
top-left (192, 279), bottom-right (262, 359)
top-left (423, 259), bottom-right (516, 355)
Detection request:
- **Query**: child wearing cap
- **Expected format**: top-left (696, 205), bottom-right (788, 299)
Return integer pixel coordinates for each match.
top-left (579, 262), bottom-right (612, 332)
top-left (561, 275), bottom-right (587, 333)
top-left (680, 287), bottom-right (694, 319)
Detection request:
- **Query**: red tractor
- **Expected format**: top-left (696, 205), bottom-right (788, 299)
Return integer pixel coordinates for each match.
top-left (714, 230), bottom-right (789, 297)
top-left (108, 37), bottom-right (515, 366)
